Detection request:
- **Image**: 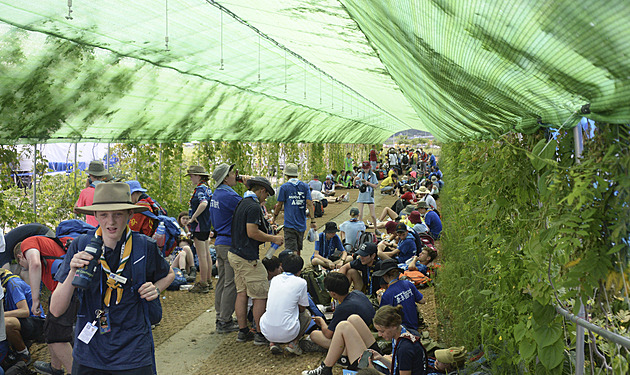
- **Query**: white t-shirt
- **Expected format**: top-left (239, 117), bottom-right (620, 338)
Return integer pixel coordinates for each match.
top-left (260, 272), bottom-right (308, 343)
top-left (310, 190), bottom-right (325, 201)
top-left (424, 194), bottom-right (437, 210)
top-left (339, 220), bottom-right (366, 248)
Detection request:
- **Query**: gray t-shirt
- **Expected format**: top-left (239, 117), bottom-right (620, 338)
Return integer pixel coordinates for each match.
top-left (339, 220), bottom-right (367, 248)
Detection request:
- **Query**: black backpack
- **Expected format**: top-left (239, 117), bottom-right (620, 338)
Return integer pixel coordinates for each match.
top-left (402, 154), bottom-right (409, 164)
top-left (314, 201), bottom-right (324, 217)
top-left (356, 231), bottom-right (377, 251)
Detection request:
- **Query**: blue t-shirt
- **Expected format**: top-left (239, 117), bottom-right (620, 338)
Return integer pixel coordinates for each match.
top-left (4, 276), bottom-right (44, 318)
top-left (189, 183), bottom-right (212, 232)
top-left (396, 234), bottom-right (417, 264)
top-left (339, 219), bottom-right (366, 248)
top-left (278, 179), bottom-right (312, 232)
top-left (209, 184), bottom-right (242, 246)
top-left (56, 231), bottom-right (171, 371)
top-left (380, 278), bottom-right (423, 330)
top-left (356, 171), bottom-right (378, 204)
top-left (328, 291), bottom-right (374, 331)
top-left (424, 211), bottom-right (442, 239)
top-left (313, 233), bottom-right (345, 260)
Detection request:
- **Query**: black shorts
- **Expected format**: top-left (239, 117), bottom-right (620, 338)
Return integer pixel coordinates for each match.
top-left (72, 363), bottom-right (153, 375)
top-left (44, 294), bottom-right (79, 344)
top-left (18, 316), bottom-right (45, 341)
top-left (192, 231), bottom-right (210, 241)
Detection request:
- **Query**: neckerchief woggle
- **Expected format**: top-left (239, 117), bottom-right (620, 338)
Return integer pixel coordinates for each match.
top-left (97, 226), bottom-right (133, 306)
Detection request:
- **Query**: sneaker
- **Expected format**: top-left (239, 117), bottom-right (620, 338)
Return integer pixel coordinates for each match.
top-left (216, 320), bottom-right (240, 334)
top-left (17, 351), bottom-right (32, 365)
top-left (253, 332), bottom-right (269, 346)
top-left (188, 268), bottom-right (197, 281)
top-left (285, 340), bottom-right (303, 355)
top-left (236, 329), bottom-right (255, 342)
top-left (33, 361), bottom-right (65, 375)
top-left (299, 337), bottom-right (327, 353)
top-left (270, 343), bottom-right (283, 355)
top-left (337, 355), bottom-right (350, 367)
top-left (301, 362), bottom-right (332, 375)
top-left (189, 281), bottom-right (209, 294)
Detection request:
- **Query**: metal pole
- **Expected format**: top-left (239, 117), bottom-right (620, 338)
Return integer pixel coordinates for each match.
top-left (555, 304), bottom-right (630, 348)
top-left (74, 143), bottom-right (78, 190)
top-left (573, 124), bottom-right (586, 374)
top-left (159, 145), bottom-right (163, 191)
top-left (107, 143), bottom-right (111, 170)
top-left (32, 144), bottom-right (37, 215)
top-left (573, 124), bottom-right (583, 162)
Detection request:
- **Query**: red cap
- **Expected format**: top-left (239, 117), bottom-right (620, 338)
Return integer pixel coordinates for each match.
top-left (362, 161), bottom-right (370, 169)
top-left (385, 221), bottom-right (397, 234)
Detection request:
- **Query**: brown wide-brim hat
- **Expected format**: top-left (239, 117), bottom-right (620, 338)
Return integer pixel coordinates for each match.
top-left (75, 182), bottom-right (149, 215)
top-left (185, 165), bottom-right (210, 177)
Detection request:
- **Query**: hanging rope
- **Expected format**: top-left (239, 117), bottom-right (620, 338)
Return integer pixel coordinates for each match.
top-left (284, 50), bottom-right (287, 93)
top-left (164, 0), bottom-right (170, 51)
top-left (257, 35), bottom-right (261, 84)
top-left (219, 10), bottom-right (224, 70)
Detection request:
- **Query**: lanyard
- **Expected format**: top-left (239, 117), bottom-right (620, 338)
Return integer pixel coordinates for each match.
top-left (392, 326), bottom-right (407, 374)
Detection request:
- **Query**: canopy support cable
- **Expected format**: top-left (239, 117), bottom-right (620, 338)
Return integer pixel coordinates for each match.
top-left (164, 0), bottom-right (170, 51)
top-left (65, 0), bottom-right (73, 20)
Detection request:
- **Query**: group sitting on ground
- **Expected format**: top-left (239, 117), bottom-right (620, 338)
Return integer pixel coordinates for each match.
top-left (0, 153), bottom-right (456, 374)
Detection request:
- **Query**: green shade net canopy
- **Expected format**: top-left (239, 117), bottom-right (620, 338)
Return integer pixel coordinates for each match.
top-left (0, 0), bottom-right (629, 143)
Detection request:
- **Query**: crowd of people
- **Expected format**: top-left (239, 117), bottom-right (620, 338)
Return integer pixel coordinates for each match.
top-left (0, 147), bottom-right (467, 375)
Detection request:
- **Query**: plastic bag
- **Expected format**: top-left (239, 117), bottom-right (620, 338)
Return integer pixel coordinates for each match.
top-left (307, 228), bottom-right (318, 242)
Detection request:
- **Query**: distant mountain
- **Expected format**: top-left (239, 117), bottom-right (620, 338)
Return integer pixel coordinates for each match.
top-left (387, 129), bottom-right (434, 142)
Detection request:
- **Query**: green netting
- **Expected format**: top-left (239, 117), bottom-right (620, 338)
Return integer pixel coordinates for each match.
top-left (0, 1), bottom-right (407, 144)
top-left (341, 0), bottom-right (630, 140)
top-left (1, 1), bottom-right (629, 143)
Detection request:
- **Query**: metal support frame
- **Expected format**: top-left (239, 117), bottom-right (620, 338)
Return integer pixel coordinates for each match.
top-left (32, 144), bottom-right (37, 215)
top-left (555, 304), bottom-right (630, 349)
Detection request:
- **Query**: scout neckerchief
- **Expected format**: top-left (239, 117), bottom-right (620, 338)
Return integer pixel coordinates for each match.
top-left (98, 226), bottom-right (132, 306)
top-left (392, 327), bottom-right (420, 375)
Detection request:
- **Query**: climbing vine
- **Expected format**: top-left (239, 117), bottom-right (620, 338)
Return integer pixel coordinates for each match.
top-left (438, 124), bottom-right (630, 373)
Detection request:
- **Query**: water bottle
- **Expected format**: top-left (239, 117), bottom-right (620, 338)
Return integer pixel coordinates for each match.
top-left (72, 236), bottom-right (103, 289)
top-left (153, 222), bottom-right (166, 248)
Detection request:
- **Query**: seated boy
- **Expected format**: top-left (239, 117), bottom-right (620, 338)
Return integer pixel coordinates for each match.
top-left (407, 246), bottom-right (438, 275)
top-left (339, 208), bottom-right (366, 252)
top-left (321, 175), bottom-right (336, 197)
top-left (377, 223), bottom-right (417, 264)
top-left (374, 259), bottom-right (424, 331)
top-left (260, 254), bottom-right (310, 355)
top-left (306, 272), bottom-right (374, 351)
top-left (339, 243), bottom-right (382, 297)
top-left (311, 222), bottom-right (348, 269)
top-left (1, 269), bottom-right (45, 364)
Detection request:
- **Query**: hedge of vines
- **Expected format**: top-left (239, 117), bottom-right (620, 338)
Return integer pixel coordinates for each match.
top-left (438, 124), bottom-right (630, 373)
top-left (0, 142), bottom-right (370, 228)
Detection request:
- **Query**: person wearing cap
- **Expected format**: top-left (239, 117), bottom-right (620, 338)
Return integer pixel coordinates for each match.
top-left (312, 222), bottom-right (348, 269)
top-left (374, 258), bottom-right (424, 331)
top-left (430, 346), bottom-right (466, 373)
top-left (377, 222), bottom-right (417, 264)
top-left (272, 163), bottom-right (315, 256)
top-left (186, 165), bottom-right (213, 293)
top-left (209, 163), bottom-right (251, 334)
top-left (429, 176), bottom-right (440, 196)
top-left (322, 175), bottom-right (336, 196)
top-left (125, 180), bottom-right (166, 237)
top-left (49, 182), bottom-right (174, 375)
top-left (417, 201), bottom-right (442, 240)
top-left (74, 160), bottom-right (111, 227)
top-left (229, 176), bottom-right (283, 346)
top-left (339, 242), bottom-right (382, 297)
top-left (353, 161), bottom-right (380, 235)
top-left (339, 208), bottom-right (366, 252)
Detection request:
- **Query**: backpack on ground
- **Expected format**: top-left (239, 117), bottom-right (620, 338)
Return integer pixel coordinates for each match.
top-left (313, 201), bottom-right (324, 218)
top-left (401, 270), bottom-right (431, 288)
top-left (155, 215), bottom-right (182, 257)
top-left (167, 268), bottom-right (188, 291)
top-left (356, 231), bottom-right (377, 250)
top-left (301, 267), bottom-right (331, 305)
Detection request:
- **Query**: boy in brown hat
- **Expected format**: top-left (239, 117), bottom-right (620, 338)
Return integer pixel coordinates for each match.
top-left (49, 182), bottom-right (174, 375)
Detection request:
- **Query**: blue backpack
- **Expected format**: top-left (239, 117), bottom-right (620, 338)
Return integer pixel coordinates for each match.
top-left (55, 219), bottom-right (96, 240)
top-left (167, 268), bottom-right (188, 291)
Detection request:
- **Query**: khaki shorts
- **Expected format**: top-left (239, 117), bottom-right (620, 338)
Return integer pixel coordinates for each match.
top-left (228, 252), bottom-right (269, 299)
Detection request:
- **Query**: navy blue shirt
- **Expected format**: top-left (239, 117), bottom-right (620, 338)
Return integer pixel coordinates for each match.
top-left (56, 231), bottom-right (171, 371)
top-left (209, 184), bottom-right (242, 246)
top-left (380, 278), bottom-right (423, 330)
top-left (277, 179), bottom-right (311, 232)
top-left (348, 258), bottom-right (382, 297)
top-left (397, 233), bottom-right (417, 264)
top-left (313, 233), bottom-right (345, 260)
top-left (393, 331), bottom-right (427, 375)
top-left (189, 183), bottom-right (212, 232)
top-left (230, 196), bottom-right (269, 261)
top-left (328, 291), bottom-right (374, 331)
